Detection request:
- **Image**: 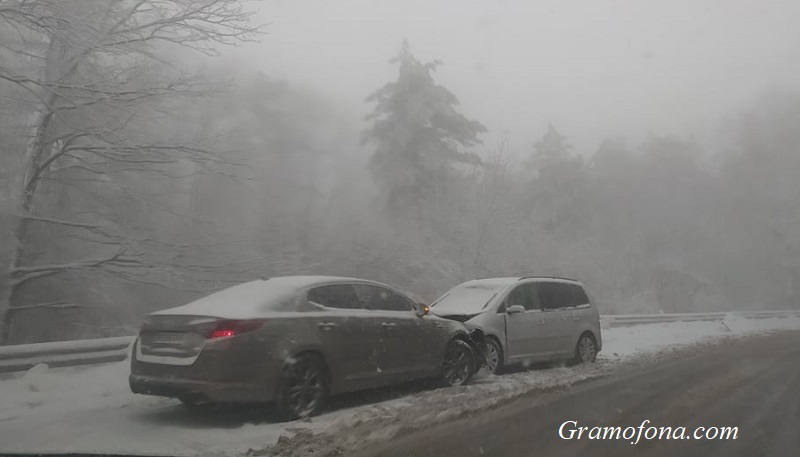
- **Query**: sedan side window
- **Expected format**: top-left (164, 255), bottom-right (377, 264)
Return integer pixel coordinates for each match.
top-left (353, 284), bottom-right (414, 312)
top-left (506, 283), bottom-right (540, 311)
top-left (308, 284), bottom-right (362, 309)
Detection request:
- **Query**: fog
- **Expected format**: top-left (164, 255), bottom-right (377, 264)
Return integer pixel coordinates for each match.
top-left (2, 0), bottom-right (800, 344)
top-left (244, 0), bottom-right (800, 154)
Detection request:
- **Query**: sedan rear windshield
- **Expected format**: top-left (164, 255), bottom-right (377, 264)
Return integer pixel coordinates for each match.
top-left (430, 284), bottom-right (503, 315)
top-left (152, 279), bottom-right (301, 318)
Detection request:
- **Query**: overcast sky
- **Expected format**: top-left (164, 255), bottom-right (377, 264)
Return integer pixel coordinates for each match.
top-left (233, 0), bottom-right (800, 158)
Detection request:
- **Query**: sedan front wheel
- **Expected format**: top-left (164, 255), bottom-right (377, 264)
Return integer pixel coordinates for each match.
top-left (441, 339), bottom-right (475, 387)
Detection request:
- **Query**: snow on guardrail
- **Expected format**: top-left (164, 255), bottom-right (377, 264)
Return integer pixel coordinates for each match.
top-left (600, 310), bottom-right (800, 328)
top-left (0, 336), bottom-right (134, 373)
top-left (0, 310), bottom-right (798, 373)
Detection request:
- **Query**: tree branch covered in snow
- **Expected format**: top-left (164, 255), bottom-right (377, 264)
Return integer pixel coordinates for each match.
top-left (0, 0), bottom-right (266, 343)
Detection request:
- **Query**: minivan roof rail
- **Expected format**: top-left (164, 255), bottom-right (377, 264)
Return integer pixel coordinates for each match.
top-left (518, 276), bottom-right (578, 282)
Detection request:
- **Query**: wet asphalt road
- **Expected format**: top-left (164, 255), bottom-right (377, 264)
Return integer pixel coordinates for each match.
top-left (366, 331), bottom-right (800, 457)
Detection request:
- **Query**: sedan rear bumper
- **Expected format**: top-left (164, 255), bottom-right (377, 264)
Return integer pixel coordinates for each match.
top-left (129, 373), bottom-right (272, 403)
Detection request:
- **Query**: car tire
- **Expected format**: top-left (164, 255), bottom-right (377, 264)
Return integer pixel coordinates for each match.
top-left (485, 337), bottom-right (504, 375)
top-left (178, 395), bottom-right (207, 409)
top-left (570, 333), bottom-right (598, 365)
top-left (441, 339), bottom-right (475, 387)
top-left (276, 353), bottom-right (330, 420)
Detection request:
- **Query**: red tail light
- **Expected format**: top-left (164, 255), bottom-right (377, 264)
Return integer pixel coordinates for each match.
top-left (211, 329), bottom-right (236, 338)
top-left (204, 320), bottom-right (264, 339)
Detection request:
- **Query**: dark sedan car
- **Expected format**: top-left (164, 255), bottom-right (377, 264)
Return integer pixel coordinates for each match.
top-left (130, 276), bottom-right (485, 419)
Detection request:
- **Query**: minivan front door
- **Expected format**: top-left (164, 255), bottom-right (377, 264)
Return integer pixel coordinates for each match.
top-left (503, 283), bottom-right (552, 362)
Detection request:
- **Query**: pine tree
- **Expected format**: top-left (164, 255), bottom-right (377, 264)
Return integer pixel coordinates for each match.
top-left (363, 41), bottom-right (486, 216)
top-left (525, 125), bottom-right (587, 232)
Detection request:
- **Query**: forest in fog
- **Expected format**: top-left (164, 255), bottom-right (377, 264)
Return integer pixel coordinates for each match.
top-left (2, 1), bottom-right (800, 344)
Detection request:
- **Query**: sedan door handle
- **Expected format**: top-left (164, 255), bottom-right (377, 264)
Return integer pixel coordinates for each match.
top-left (380, 322), bottom-right (397, 329)
top-left (317, 322), bottom-right (338, 330)
top-left (537, 320), bottom-right (546, 325)
top-left (573, 315), bottom-right (581, 321)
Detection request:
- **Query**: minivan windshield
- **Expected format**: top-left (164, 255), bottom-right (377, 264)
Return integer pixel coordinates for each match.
top-left (431, 282), bottom-right (509, 315)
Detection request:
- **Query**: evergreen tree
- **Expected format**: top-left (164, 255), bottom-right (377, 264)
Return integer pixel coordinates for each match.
top-left (362, 41), bottom-right (486, 215)
top-left (528, 124), bottom-right (574, 173)
top-left (525, 125), bottom-right (586, 232)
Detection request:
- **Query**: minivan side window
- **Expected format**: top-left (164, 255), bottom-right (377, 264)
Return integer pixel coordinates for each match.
top-left (506, 283), bottom-right (541, 311)
top-left (353, 284), bottom-right (414, 312)
top-left (570, 284), bottom-right (590, 307)
top-left (308, 284), bottom-right (361, 309)
top-left (537, 282), bottom-right (574, 310)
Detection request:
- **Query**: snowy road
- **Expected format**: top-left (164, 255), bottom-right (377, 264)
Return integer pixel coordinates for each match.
top-left (0, 315), bottom-right (798, 456)
top-left (368, 331), bottom-right (800, 457)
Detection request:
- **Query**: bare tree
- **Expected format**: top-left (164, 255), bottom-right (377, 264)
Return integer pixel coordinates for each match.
top-left (0, 0), bottom-right (263, 342)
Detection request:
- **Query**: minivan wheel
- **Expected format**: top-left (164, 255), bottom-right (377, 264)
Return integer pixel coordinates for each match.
top-left (485, 338), bottom-right (504, 375)
top-left (276, 354), bottom-right (329, 420)
top-left (571, 333), bottom-right (598, 365)
top-left (441, 339), bottom-right (475, 387)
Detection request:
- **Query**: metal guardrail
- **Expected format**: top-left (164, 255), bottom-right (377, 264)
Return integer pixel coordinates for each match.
top-left (0, 311), bottom-right (798, 373)
top-left (600, 310), bottom-right (800, 327)
top-left (0, 336), bottom-right (135, 373)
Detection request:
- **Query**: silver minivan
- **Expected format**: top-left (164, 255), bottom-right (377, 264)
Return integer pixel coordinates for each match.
top-left (429, 277), bottom-right (602, 374)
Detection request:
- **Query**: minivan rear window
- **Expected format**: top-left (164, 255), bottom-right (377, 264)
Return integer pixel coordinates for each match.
top-left (538, 282), bottom-right (590, 309)
top-left (570, 285), bottom-right (590, 306)
top-left (538, 282), bottom-right (572, 310)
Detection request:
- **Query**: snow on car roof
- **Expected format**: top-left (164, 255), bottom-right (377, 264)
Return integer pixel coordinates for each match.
top-left (462, 277), bottom-right (521, 288)
top-left (469, 276), bottom-right (582, 286)
top-left (429, 277), bottom-right (582, 315)
top-left (152, 275), bottom-right (365, 319)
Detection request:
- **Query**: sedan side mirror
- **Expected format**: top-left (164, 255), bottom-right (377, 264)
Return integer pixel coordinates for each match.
top-left (416, 303), bottom-right (430, 317)
top-left (506, 304), bottom-right (525, 314)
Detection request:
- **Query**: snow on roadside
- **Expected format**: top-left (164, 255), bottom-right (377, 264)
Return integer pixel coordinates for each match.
top-left (0, 316), bottom-right (798, 456)
top-left (602, 314), bottom-right (800, 359)
top-left (0, 360), bottom-right (137, 414)
top-left (257, 316), bottom-right (800, 457)
top-left (259, 362), bottom-right (615, 457)
top-left (0, 356), bottom-right (312, 456)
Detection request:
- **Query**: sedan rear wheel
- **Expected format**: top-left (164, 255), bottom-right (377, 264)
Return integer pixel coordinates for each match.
top-left (441, 339), bottom-right (475, 387)
top-left (276, 354), bottom-right (329, 420)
